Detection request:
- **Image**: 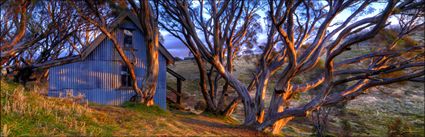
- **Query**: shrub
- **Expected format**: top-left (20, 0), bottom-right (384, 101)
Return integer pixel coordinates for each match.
top-left (387, 118), bottom-right (413, 137)
top-left (122, 102), bottom-right (168, 116)
top-left (339, 119), bottom-right (352, 137)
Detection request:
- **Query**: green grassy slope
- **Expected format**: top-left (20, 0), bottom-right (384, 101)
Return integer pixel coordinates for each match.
top-left (0, 79), bottom-right (265, 136)
top-left (1, 80), bottom-right (120, 136)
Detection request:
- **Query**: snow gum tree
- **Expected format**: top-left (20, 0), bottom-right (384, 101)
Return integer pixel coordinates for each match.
top-left (160, 0), bottom-right (424, 134)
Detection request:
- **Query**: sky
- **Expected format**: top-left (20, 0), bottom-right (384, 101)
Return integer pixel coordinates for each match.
top-left (160, 2), bottom-right (394, 59)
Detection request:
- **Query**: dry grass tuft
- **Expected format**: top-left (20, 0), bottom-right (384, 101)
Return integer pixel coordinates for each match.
top-left (0, 79), bottom-right (114, 136)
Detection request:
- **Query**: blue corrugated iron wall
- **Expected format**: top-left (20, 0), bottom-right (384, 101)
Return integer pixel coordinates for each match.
top-left (48, 20), bottom-right (167, 109)
top-left (154, 55), bottom-right (167, 109)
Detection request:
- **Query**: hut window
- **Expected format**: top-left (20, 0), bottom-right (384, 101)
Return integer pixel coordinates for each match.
top-left (123, 29), bottom-right (133, 49)
top-left (121, 65), bottom-right (132, 87)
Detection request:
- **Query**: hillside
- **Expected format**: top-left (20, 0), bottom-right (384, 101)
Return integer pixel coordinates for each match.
top-left (0, 80), bottom-right (266, 136)
top-left (167, 59), bottom-right (425, 136)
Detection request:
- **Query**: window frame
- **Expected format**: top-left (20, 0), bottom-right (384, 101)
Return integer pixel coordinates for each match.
top-left (123, 28), bottom-right (134, 49)
top-left (120, 65), bottom-right (133, 88)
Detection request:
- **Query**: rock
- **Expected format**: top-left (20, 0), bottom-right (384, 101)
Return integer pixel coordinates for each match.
top-left (181, 93), bottom-right (197, 109)
top-left (405, 101), bottom-right (414, 106)
top-left (360, 96), bottom-right (379, 104)
top-left (181, 92), bottom-right (191, 100)
top-left (411, 119), bottom-right (424, 126)
top-left (194, 100), bottom-right (207, 112)
top-left (391, 89), bottom-right (405, 98)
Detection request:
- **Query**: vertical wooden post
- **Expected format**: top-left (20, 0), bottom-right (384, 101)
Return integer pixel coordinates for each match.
top-left (177, 79), bottom-right (182, 105)
top-left (167, 68), bottom-right (185, 106)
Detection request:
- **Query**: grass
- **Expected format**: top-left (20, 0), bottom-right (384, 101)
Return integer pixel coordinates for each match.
top-left (0, 79), bottom-right (266, 136)
top-left (340, 107), bottom-right (424, 136)
top-left (122, 102), bottom-right (168, 116)
top-left (1, 79), bottom-right (117, 136)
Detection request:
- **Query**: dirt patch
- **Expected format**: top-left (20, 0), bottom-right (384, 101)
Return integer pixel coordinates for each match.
top-left (177, 114), bottom-right (268, 136)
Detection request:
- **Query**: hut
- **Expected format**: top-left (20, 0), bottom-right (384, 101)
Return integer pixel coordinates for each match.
top-left (45, 12), bottom-right (175, 109)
